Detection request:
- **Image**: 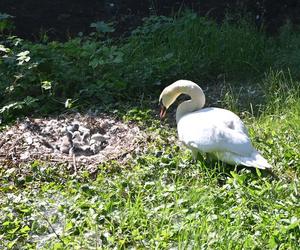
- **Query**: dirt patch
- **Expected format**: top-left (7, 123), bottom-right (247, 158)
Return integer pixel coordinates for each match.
top-left (0, 113), bottom-right (145, 170)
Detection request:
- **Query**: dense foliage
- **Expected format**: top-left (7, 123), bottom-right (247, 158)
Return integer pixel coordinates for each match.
top-left (1, 13), bottom-right (300, 122)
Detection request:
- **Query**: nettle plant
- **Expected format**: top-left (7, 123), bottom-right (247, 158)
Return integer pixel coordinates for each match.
top-left (90, 20), bottom-right (115, 38)
top-left (0, 31), bottom-right (129, 122)
top-left (0, 38), bottom-right (40, 120)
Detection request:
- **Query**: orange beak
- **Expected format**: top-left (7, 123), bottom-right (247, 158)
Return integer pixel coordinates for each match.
top-left (160, 104), bottom-right (167, 119)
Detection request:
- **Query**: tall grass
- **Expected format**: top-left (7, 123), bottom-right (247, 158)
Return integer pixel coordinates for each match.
top-left (123, 13), bottom-right (300, 88)
top-left (263, 69), bottom-right (300, 112)
top-left (124, 13), bottom-right (273, 85)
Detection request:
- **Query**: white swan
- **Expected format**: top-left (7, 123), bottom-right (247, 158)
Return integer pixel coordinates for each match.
top-left (159, 80), bottom-right (271, 169)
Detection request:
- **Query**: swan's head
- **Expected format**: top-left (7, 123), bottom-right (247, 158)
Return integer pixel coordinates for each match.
top-left (159, 80), bottom-right (204, 119)
top-left (159, 84), bottom-right (180, 119)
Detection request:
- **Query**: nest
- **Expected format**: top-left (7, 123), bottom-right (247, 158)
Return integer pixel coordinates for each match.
top-left (0, 113), bottom-right (144, 169)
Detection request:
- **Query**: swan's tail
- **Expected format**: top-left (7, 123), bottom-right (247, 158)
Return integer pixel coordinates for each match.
top-left (215, 151), bottom-right (272, 169)
top-left (236, 151), bottom-right (272, 169)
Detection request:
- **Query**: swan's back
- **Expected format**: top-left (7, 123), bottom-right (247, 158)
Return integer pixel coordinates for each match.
top-left (179, 107), bottom-right (247, 133)
top-left (178, 107), bottom-right (254, 156)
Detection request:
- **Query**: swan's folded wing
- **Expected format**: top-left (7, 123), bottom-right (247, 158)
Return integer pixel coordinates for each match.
top-left (185, 125), bottom-right (255, 157)
top-left (217, 126), bottom-right (255, 156)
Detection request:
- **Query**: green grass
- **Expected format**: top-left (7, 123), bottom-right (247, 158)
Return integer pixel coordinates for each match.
top-left (125, 14), bottom-right (273, 83)
top-left (1, 12), bottom-right (300, 249)
top-left (1, 81), bottom-right (299, 249)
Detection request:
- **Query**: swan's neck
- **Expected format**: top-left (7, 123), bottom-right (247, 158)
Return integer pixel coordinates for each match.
top-left (176, 86), bottom-right (205, 123)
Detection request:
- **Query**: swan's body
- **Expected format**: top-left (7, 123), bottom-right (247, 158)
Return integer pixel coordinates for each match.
top-left (159, 80), bottom-right (271, 169)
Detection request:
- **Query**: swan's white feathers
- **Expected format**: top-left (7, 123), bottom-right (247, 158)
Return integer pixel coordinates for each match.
top-left (160, 80), bottom-right (272, 169)
top-left (178, 108), bottom-right (253, 156)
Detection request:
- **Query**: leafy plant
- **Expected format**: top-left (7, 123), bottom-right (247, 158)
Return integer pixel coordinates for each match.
top-left (90, 21), bottom-right (115, 34)
top-left (1, 11), bottom-right (300, 124)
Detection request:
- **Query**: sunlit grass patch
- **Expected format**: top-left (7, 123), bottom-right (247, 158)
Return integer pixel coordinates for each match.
top-left (1, 94), bottom-right (299, 249)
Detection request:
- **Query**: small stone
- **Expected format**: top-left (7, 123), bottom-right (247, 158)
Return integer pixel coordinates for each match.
top-left (19, 123), bottom-right (29, 130)
top-left (20, 151), bottom-right (30, 160)
top-left (24, 133), bottom-right (33, 144)
top-left (100, 121), bottom-right (110, 130)
top-left (6, 130), bottom-right (14, 136)
top-left (42, 126), bottom-right (51, 133)
top-left (110, 125), bottom-right (119, 133)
